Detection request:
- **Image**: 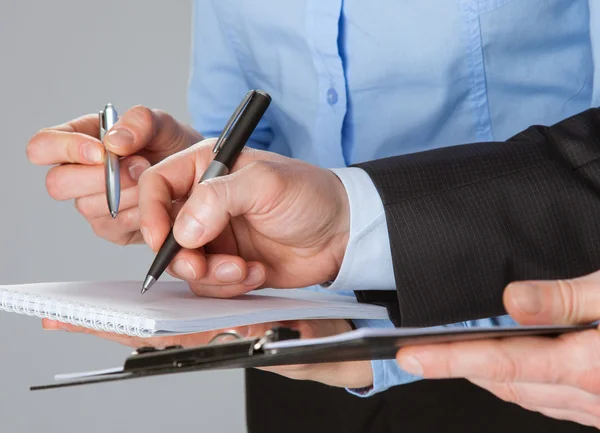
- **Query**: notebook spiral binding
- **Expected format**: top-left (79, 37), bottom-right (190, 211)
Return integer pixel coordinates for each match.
top-left (0, 289), bottom-right (153, 337)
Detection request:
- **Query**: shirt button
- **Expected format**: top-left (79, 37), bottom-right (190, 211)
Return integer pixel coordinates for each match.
top-left (327, 87), bottom-right (338, 105)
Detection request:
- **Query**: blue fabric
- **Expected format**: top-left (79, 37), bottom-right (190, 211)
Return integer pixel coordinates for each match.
top-left (187, 0), bottom-right (599, 395)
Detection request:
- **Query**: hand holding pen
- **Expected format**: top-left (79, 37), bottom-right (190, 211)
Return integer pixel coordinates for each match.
top-left (141, 90), bottom-right (272, 293)
top-left (27, 105), bottom-right (204, 247)
top-left (132, 89), bottom-right (351, 297)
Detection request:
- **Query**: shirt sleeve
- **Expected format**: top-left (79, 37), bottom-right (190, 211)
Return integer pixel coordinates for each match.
top-left (324, 167), bottom-right (396, 291)
top-left (187, 0), bottom-right (273, 149)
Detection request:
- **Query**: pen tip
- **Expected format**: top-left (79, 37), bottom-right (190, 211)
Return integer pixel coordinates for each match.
top-left (110, 211), bottom-right (117, 219)
top-left (141, 275), bottom-right (156, 294)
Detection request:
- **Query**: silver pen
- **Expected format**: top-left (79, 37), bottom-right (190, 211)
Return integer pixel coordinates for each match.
top-left (99, 104), bottom-right (120, 218)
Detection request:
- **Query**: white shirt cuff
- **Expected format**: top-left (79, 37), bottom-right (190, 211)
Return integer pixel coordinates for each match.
top-left (324, 167), bottom-right (396, 291)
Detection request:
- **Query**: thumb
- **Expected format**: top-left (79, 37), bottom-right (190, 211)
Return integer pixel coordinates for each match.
top-left (171, 160), bottom-right (282, 249)
top-left (503, 270), bottom-right (600, 325)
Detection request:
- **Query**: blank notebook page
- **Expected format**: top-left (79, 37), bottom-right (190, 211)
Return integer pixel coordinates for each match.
top-left (0, 280), bottom-right (389, 337)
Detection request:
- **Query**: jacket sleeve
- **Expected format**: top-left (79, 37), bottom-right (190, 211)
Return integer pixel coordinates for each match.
top-left (354, 108), bottom-right (600, 327)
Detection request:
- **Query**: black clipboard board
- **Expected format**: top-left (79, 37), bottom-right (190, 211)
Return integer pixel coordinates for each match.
top-left (30, 323), bottom-right (597, 391)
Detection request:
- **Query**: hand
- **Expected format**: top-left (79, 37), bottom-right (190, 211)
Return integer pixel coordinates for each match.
top-left (40, 136), bottom-right (363, 389)
top-left (136, 140), bottom-right (350, 297)
top-left (41, 317), bottom-right (373, 389)
top-left (26, 106), bottom-right (202, 245)
top-left (396, 271), bottom-right (600, 428)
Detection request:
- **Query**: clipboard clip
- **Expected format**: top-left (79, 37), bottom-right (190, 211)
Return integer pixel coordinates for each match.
top-left (123, 327), bottom-right (301, 372)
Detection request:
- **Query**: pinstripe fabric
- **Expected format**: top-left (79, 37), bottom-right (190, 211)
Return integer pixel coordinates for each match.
top-left (356, 108), bottom-right (600, 327)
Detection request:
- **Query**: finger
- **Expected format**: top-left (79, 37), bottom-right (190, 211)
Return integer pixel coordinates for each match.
top-left (469, 379), bottom-right (600, 415)
top-left (172, 160), bottom-right (282, 249)
top-left (137, 140), bottom-right (220, 250)
top-left (27, 114), bottom-right (105, 165)
top-left (42, 319), bottom-right (268, 349)
top-left (396, 329), bottom-right (600, 389)
top-left (88, 207), bottom-right (142, 246)
top-left (49, 113), bottom-right (101, 137)
top-left (259, 359), bottom-right (373, 388)
top-left (137, 148), bottom-right (203, 251)
top-left (42, 318), bottom-right (138, 347)
top-left (164, 248), bottom-right (208, 282)
top-left (527, 407), bottom-right (600, 429)
top-left (182, 259), bottom-right (267, 298)
top-left (503, 270), bottom-right (600, 326)
top-left (75, 185), bottom-right (139, 220)
top-left (164, 249), bottom-right (265, 298)
top-left (45, 155), bottom-right (150, 201)
top-left (104, 106), bottom-right (201, 160)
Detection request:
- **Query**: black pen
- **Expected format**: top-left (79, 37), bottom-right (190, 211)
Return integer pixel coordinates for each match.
top-left (141, 89), bottom-right (272, 294)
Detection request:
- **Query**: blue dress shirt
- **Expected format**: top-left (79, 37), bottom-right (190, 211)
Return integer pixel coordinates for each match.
top-left (187, 0), bottom-right (600, 396)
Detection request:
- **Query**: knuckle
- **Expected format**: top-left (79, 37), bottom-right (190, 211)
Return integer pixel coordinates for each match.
top-left (152, 108), bottom-right (171, 120)
top-left (192, 138), bottom-right (217, 153)
top-left (556, 278), bottom-right (582, 323)
top-left (202, 181), bottom-right (221, 204)
top-left (195, 182), bottom-right (222, 215)
top-left (127, 105), bottom-right (154, 129)
top-left (493, 343), bottom-right (520, 382)
top-left (247, 160), bottom-right (279, 176)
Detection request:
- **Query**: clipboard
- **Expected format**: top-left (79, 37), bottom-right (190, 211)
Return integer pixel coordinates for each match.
top-left (30, 323), bottom-right (597, 391)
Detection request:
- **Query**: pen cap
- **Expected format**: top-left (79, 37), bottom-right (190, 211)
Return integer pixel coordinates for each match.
top-left (214, 90), bottom-right (271, 167)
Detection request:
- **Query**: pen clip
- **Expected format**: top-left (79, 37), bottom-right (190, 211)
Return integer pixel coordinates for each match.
top-left (212, 90), bottom-right (255, 153)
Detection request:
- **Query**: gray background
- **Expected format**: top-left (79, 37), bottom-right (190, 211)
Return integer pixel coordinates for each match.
top-left (0, 1), bottom-right (247, 431)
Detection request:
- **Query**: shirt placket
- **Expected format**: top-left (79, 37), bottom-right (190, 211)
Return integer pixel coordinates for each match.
top-left (306, 0), bottom-right (348, 168)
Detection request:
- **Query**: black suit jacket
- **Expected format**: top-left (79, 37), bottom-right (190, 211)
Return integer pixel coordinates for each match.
top-left (355, 107), bottom-right (600, 327)
top-left (246, 109), bottom-right (600, 433)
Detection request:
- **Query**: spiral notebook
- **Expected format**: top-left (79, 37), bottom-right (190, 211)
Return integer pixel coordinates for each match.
top-left (0, 280), bottom-right (389, 337)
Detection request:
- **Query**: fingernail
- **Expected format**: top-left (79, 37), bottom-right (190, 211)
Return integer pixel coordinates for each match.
top-left (215, 262), bottom-right (243, 283)
top-left (140, 227), bottom-right (153, 249)
top-left (510, 283), bottom-right (542, 315)
top-left (398, 355), bottom-right (423, 376)
top-left (175, 213), bottom-right (205, 244)
top-left (243, 265), bottom-right (264, 286)
top-left (128, 159), bottom-right (150, 181)
top-left (172, 259), bottom-right (197, 280)
top-left (106, 128), bottom-right (134, 149)
top-left (83, 143), bottom-right (103, 163)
